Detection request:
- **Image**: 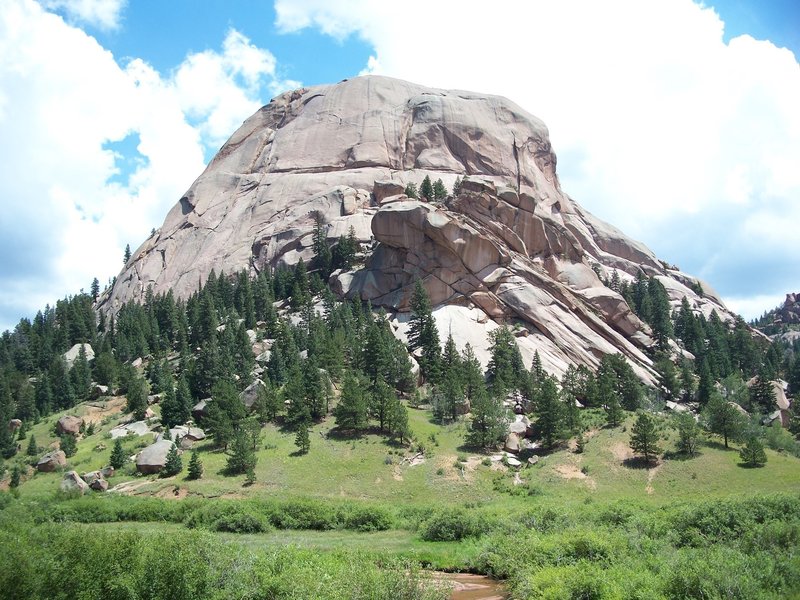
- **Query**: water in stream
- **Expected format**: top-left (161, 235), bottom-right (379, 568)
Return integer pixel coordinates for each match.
top-left (434, 573), bottom-right (509, 600)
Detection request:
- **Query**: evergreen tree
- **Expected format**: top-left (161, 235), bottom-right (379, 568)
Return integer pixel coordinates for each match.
top-left (419, 175), bottom-right (433, 200)
top-left (333, 371), bottom-right (368, 431)
top-left (254, 379), bottom-right (282, 424)
top-left (749, 369), bottom-right (776, 413)
top-left (452, 176), bottom-right (462, 197)
top-left (433, 178), bottom-right (448, 200)
top-left (629, 411), bottom-right (663, 465)
top-left (69, 345), bottom-right (92, 401)
top-left (227, 427), bottom-right (258, 475)
top-left (26, 433), bottom-right (37, 457)
top-left (125, 375), bottom-right (148, 421)
top-left (385, 395), bottom-right (410, 442)
top-left (93, 352), bottom-right (117, 388)
top-left (739, 435), bottom-right (767, 467)
top-left (654, 357), bottom-right (680, 401)
top-left (407, 280), bottom-right (441, 383)
top-left (109, 438), bottom-right (126, 469)
top-left (60, 434), bottom-right (77, 458)
top-left (604, 389), bottom-right (624, 428)
top-left (404, 182), bottom-right (418, 199)
top-left (159, 380), bottom-right (183, 430)
top-left (369, 376), bottom-right (394, 432)
top-left (9, 464), bottom-right (21, 488)
top-left (460, 343), bottom-right (485, 403)
top-left (696, 359), bottom-right (714, 407)
top-left (206, 380), bottom-right (247, 450)
top-left (161, 443), bottom-right (182, 477)
top-left (123, 244), bottom-right (131, 264)
top-left (187, 450), bottom-right (203, 479)
top-left (174, 373), bottom-right (193, 426)
top-left (312, 212), bottom-right (333, 279)
top-left (90, 277), bottom-right (100, 301)
top-left (704, 392), bottom-right (746, 448)
top-left (535, 377), bottom-right (564, 448)
top-left (486, 326), bottom-right (524, 397)
top-left (295, 420), bottom-right (311, 454)
top-left (465, 384), bottom-right (506, 450)
top-left (673, 412), bottom-right (701, 457)
top-left (431, 371), bottom-right (463, 423)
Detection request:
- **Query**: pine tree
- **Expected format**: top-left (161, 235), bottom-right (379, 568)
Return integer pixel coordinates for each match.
top-left (206, 380), bottom-right (246, 450)
top-left (90, 277), bottom-right (100, 301)
top-left (10, 464), bottom-right (21, 488)
top-left (333, 371), bottom-right (368, 431)
top-left (369, 376), bottom-right (394, 432)
top-left (26, 433), bottom-right (37, 457)
top-left (295, 420), bottom-right (311, 454)
top-left (749, 369), bottom-right (776, 413)
top-left (312, 212), bottom-right (333, 279)
top-left (123, 244), bottom-right (131, 264)
top-left (465, 384), bottom-right (506, 450)
top-left (385, 395), bottom-right (410, 442)
top-left (187, 450), bottom-right (203, 480)
top-left (227, 428), bottom-right (258, 474)
top-left (404, 182), bottom-right (418, 199)
top-left (161, 443), bottom-right (182, 477)
top-left (408, 280), bottom-right (441, 383)
top-left (452, 177), bottom-right (462, 197)
top-left (673, 412), bottom-right (700, 457)
top-left (629, 411), bottom-right (663, 465)
top-left (109, 438), bottom-right (126, 469)
top-left (739, 435), bottom-right (767, 467)
top-left (125, 375), bottom-right (148, 421)
top-left (486, 326), bottom-right (524, 398)
top-left (535, 377), bottom-right (564, 448)
top-left (704, 392), bottom-right (746, 448)
top-left (420, 175), bottom-right (433, 200)
top-left (69, 345), bottom-right (92, 402)
top-left (60, 434), bottom-right (77, 458)
top-left (433, 178), bottom-right (448, 200)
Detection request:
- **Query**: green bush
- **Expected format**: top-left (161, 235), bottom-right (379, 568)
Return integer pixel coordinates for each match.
top-left (419, 508), bottom-right (484, 542)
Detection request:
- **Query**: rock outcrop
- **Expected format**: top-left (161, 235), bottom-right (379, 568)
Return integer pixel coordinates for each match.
top-left (102, 75), bottom-right (733, 381)
top-left (37, 450), bottom-right (67, 472)
top-left (56, 415), bottom-right (83, 437)
top-left (136, 440), bottom-right (175, 475)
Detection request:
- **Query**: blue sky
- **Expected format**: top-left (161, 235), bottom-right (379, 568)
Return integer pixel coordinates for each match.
top-left (0, 0), bottom-right (798, 332)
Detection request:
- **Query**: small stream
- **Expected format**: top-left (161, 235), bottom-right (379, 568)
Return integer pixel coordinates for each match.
top-left (433, 572), bottom-right (509, 600)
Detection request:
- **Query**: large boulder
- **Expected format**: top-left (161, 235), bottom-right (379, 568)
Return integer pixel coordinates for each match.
top-left (63, 343), bottom-right (95, 370)
top-left (136, 440), bottom-right (176, 475)
top-left (8, 418), bottom-right (22, 432)
top-left (56, 415), bottom-right (83, 436)
top-left (37, 450), bottom-right (67, 472)
top-left (109, 421), bottom-right (151, 439)
top-left (192, 399), bottom-right (209, 421)
top-left (239, 379), bottom-right (265, 411)
top-left (60, 471), bottom-right (90, 495)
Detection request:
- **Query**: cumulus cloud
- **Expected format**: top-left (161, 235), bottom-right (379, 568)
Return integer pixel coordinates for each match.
top-left (275, 0), bottom-right (800, 319)
top-left (40, 0), bottom-right (126, 30)
top-left (0, 0), bottom-right (294, 331)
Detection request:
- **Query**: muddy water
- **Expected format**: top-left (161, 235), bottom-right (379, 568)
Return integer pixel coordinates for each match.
top-left (434, 572), bottom-right (509, 600)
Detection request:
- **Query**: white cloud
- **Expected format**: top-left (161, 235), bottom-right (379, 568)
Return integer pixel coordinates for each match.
top-left (40, 0), bottom-right (126, 30)
top-left (275, 0), bottom-right (800, 318)
top-left (0, 0), bottom-right (293, 331)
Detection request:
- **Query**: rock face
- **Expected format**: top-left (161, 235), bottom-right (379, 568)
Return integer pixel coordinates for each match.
top-left (102, 75), bottom-right (733, 381)
top-left (60, 471), bottom-right (89, 495)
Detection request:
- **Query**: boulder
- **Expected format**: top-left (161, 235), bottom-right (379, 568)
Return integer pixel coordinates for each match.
top-left (63, 343), bottom-right (95, 370)
top-left (90, 384), bottom-right (109, 399)
top-left (100, 466), bottom-right (115, 478)
top-left (109, 421), bottom-right (151, 439)
top-left (136, 440), bottom-right (176, 475)
top-left (239, 379), bottom-right (265, 411)
top-left (81, 471), bottom-right (104, 486)
top-left (90, 478), bottom-right (109, 492)
top-left (60, 470), bottom-right (89, 495)
top-left (37, 450), bottom-right (67, 472)
top-left (373, 179), bottom-right (405, 203)
top-left (56, 415), bottom-right (83, 436)
top-left (192, 399), bottom-right (209, 421)
top-left (186, 427), bottom-right (205, 441)
top-left (508, 421), bottom-right (528, 436)
top-left (147, 393), bottom-right (163, 405)
top-left (504, 432), bottom-right (521, 453)
top-left (8, 418), bottom-right (22, 432)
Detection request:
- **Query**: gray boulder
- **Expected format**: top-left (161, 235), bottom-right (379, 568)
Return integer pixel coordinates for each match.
top-left (61, 470), bottom-right (90, 495)
top-left (56, 415), bottom-right (83, 436)
top-left (37, 450), bottom-right (67, 472)
top-left (90, 478), bottom-right (109, 492)
top-left (63, 343), bottom-right (95, 370)
top-left (239, 379), bottom-right (265, 411)
top-left (136, 440), bottom-right (176, 475)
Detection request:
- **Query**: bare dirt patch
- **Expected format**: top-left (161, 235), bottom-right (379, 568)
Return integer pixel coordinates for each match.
top-left (108, 479), bottom-right (152, 495)
top-left (82, 396), bottom-right (127, 425)
top-left (392, 466), bottom-right (403, 481)
top-left (156, 485), bottom-right (189, 500)
top-left (555, 462), bottom-right (597, 490)
top-left (611, 442), bottom-right (633, 462)
top-left (645, 463), bottom-right (662, 495)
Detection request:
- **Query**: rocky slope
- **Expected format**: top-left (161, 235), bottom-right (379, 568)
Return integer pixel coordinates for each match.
top-left (102, 75), bottom-right (732, 381)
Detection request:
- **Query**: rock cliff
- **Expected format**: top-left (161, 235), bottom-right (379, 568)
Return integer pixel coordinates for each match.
top-left (102, 75), bottom-right (732, 381)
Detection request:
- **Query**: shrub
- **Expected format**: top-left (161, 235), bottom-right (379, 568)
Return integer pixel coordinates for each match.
top-left (419, 508), bottom-right (484, 541)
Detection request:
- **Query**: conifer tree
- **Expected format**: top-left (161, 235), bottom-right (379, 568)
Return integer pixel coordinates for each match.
top-left (109, 438), bottom-right (126, 470)
top-left (369, 375), bottom-right (394, 432)
top-left (90, 277), bottom-right (100, 301)
top-left (9, 464), bottom-right (21, 488)
top-left (333, 371), bottom-right (368, 431)
top-left (673, 412), bottom-right (701, 457)
top-left (420, 175), bottom-right (433, 200)
top-left (408, 280), bottom-right (441, 383)
top-left (466, 384), bottom-right (506, 450)
top-left (123, 243), bottom-right (131, 264)
top-left (739, 435), bottom-right (767, 467)
top-left (452, 176), bottom-right (462, 197)
top-left (385, 395), bottom-right (410, 442)
top-left (174, 373), bottom-right (193, 426)
top-left (460, 343), bottom-right (485, 403)
top-left (295, 420), bottom-right (311, 454)
top-left (433, 178), bottom-right (447, 200)
top-left (187, 450), bottom-right (203, 479)
top-left (26, 433), bottom-right (37, 457)
top-left (535, 377), bottom-right (564, 448)
top-left (629, 411), bottom-right (663, 464)
top-left (125, 375), bottom-right (148, 421)
top-left (60, 434), bottom-right (77, 458)
top-left (404, 182), bottom-right (418, 199)
top-left (227, 428), bottom-right (258, 474)
top-left (206, 380), bottom-right (246, 450)
top-left (161, 443), bottom-right (182, 477)
top-left (159, 380), bottom-right (182, 430)
top-left (749, 369), bottom-right (777, 413)
top-left (704, 392), bottom-right (746, 448)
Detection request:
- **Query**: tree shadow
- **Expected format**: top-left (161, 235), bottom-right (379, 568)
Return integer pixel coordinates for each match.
top-left (289, 449), bottom-right (309, 458)
top-left (703, 440), bottom-right (734, 452)
top-left (662, 450), bottom-right (701, 461)
top-left (622, 456), bottom-right (656, 469)
top-left (737, 462), bottom-right (766, 469)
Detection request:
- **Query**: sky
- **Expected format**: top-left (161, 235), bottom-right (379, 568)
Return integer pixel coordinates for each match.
top-left (0, 0), bottom-right (798, 333)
